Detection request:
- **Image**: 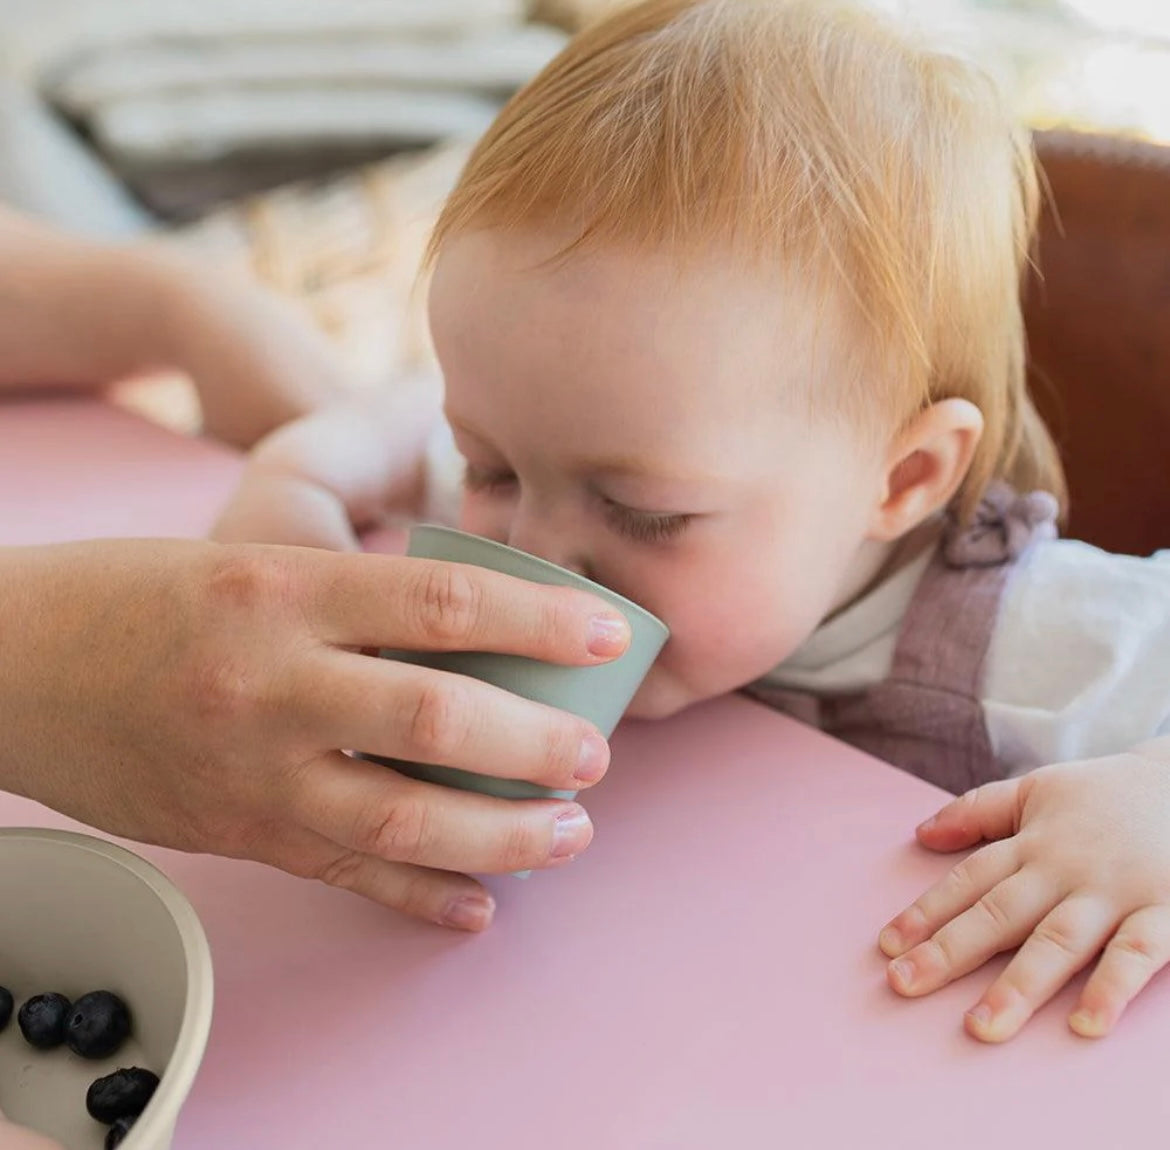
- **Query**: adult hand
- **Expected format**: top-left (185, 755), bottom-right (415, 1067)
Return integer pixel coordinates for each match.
top-left (0, 1107), bottom-right (64, 1150)
top-left (0, 539), bottom-right (631, 929)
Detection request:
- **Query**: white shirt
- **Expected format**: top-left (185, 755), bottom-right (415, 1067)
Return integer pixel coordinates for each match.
top-left (760, 540), bottom-right (1170, 774)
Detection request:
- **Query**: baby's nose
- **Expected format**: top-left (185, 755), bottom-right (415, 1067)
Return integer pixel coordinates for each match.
top-left (505, 521), bottom-right (590, 576)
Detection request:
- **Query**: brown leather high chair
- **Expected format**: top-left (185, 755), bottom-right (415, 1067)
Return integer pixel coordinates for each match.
top-left (1025, 130), bottom-right (1170, 556)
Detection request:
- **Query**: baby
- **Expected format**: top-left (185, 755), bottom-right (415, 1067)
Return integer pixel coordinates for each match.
top-left (214, 0), bottom-right (1170, 1044)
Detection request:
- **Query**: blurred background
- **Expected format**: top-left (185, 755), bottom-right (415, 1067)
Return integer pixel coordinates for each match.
top-left (1, 0), bottom-right (1168, 431)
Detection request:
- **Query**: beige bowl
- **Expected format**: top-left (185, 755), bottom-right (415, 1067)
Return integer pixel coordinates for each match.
top-left (0, 829), bottom-right (213, 1150)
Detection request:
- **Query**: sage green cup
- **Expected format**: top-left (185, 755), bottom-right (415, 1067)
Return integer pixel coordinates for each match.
top-left (363, 524), bottom-right (670, 803)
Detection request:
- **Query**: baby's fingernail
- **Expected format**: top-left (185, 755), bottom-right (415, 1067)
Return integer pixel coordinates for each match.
top-left (917, 814), bottom-right (938, 833)
top-left (878, 926), bottom-right (904, 955)
top-left (1069, 1009), bottom-right (1107, 1038)
top-left (965, 1004), bottom-right (993, 1031)
top-left (574, 732), bottom-right (609, 783)
top-left (587, 613), bottom-right (630, 657)
top-left (889, 958), bottom-right (915, 991)
top-left (441, 894), bottom-right (495, 931)
top-left (966, 1001), bottom-right (1028, 1043)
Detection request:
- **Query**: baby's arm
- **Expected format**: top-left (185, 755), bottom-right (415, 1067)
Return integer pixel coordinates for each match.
top-left (211, 378), bottom-right (445, 550)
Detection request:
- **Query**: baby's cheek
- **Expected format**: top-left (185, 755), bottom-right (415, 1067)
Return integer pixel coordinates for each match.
top-left (624, 671), bottom-right (691, 720)
top-left (458, 499), bottom-right (507, 543)
top-left (622, 658), bottom-right (714, 720)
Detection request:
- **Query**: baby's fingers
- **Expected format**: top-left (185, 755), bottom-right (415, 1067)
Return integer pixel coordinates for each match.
top-left (880, 840), bottom-right (1018, 958)
top-left (915, 777), bottom-right (1025, 853)
top-left (1069, 906), bottom-right (1170, 1039)
top-left (885, 864), bottom-right (1053, 999)
top-left (964, 895), bottom-right (1116, 1043)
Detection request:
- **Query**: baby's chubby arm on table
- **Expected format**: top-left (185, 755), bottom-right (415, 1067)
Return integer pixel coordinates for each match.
top-left (879, 737), bottom-right (1170, 1043)
top-left (211, 378), bottom-right (446, 549)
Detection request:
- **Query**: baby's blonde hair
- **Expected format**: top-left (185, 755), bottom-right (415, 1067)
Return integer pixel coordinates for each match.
top-left (428, 0), bottom-right (1065, 518)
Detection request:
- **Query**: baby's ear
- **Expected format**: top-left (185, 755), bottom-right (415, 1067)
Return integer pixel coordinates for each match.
top-left (868, 399), bottom-right (983, 541)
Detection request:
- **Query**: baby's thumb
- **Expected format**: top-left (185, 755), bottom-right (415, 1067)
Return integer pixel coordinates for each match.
top-left (915, 777), bottom-right (1023, 851)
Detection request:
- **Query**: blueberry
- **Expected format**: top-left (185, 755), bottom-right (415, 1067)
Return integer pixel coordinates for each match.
top-left (66, 990), bottom-right (131, 1059)
top-left (0, 985), bottom-right (12, 1032)
top-left (18, 993), bottom-right (72, 1049)
top-left (105, 1115), bottom-right (136, 1150)
top-left (87, 1067), bottom-right (160, 1124)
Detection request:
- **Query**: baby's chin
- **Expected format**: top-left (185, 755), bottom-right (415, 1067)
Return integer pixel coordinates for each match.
top-left (623, 671), bottom-right (710, 721)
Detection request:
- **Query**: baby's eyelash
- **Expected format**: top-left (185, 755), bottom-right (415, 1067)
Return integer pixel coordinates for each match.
top-left (462, 464), bottom-right (516, 493)
top-left (602, 500), bottom-right (693, 544)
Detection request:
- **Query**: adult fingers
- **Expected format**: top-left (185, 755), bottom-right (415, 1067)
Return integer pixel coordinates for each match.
top-left (255, 822), bottom-right (497, 930)
top-left (302, 550), bottom-right (632, 663)
top-left (292, 649), bottom-right (611, 790)
top-left (283, 751), bottom-right (594, 875)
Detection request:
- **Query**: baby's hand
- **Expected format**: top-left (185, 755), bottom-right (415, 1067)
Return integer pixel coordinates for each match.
top-left (212, 377), bottom-right (443, 550)
top-left (879, 743), bottom-right (1170, 1042)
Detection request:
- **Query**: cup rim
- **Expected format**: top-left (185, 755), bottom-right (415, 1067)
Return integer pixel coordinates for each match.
top-left (0, 827), bottom-right (214, 1148)
top-left (410, 525), bottom-right (670, 638)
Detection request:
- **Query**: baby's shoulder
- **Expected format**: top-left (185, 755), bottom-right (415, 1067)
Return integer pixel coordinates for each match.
top-left (983, 540), bottom-right (1170, 765)
top-left (999, 538), bottom-right (1170, 644)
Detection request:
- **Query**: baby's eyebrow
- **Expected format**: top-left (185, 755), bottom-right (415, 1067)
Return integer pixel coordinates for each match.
top-left (448, 416), bottom-right (723, 487)
top-left (583, 456), bottom-right (725, 487)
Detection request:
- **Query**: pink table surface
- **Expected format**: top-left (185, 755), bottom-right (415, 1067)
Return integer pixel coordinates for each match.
top-left (3, 396), bottom-right (1169, 1149)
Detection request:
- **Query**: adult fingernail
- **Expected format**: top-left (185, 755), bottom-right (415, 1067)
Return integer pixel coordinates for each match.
top-left (551, 807), bottom-right (592, 858)
top-left (441, 894), bottom-right (495, 932)
top-left (587, 613), bottom-right (630, 657)
top-left (878, 926), bottom-right (903, 956)
top-left (889, 958), bottom-right (915, 991)
top-left (574, 732), bottom-right (609, 783)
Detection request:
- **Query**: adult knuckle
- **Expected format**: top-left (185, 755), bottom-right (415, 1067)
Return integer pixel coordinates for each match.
top-left (395, 873), bottom-right (444, 921)
top-left (317, 850), bottom-right (368, 892)
top-left (187, 651), bottom-right (264, 724)
top-left (417, 564), bottom-right (483, 646)
top-left (206, 549), bottom-right (294, 615)
top-left (403, 681), bottom-right (468, 762)
top-left (500, 819), bottom-right (541, 872)
top-left (534, 593), bottom-right (574, 653)
top-left (367, 796), bottom-right (433, 861)
top-left (540, 718), bottom-right (580, 779)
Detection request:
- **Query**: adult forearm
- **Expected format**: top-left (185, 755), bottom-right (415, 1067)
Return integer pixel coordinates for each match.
top-left (0, 207), bottom-right (178, 392)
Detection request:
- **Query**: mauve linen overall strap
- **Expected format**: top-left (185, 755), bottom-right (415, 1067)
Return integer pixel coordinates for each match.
top-left (746, 485), bottom-right (1060, 794)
